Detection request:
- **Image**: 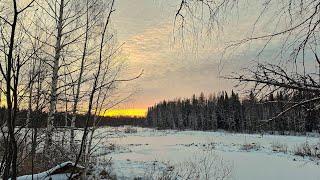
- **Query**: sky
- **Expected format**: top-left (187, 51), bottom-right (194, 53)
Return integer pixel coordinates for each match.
top-left (106, 0), bottom-right (256, 115)
top-left (105, 0), bottom-right (316, 116)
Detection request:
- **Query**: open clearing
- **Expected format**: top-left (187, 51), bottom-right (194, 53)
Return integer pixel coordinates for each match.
top-left (92, 127), bottom-right (320, 180)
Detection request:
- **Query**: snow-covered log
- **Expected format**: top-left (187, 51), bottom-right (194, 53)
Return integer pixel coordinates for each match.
top-left (15, 161), bottom-right (84, 180)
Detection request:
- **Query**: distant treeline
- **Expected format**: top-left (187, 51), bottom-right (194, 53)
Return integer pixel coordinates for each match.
top-left (146, 91), bottom-right (320, 133)
top-left (0, 108), bottom-right (146, 128)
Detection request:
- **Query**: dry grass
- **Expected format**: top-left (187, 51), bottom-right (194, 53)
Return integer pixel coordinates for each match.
top-left (17, 141), bottom-right (82, 176)
top-left (293, 142), bottom-right (320, 159)
top-left (87, 157), bottom-right (117, 180)
top-left (240, 142), bottom-right (260, 151)
top-left (271, 141), bottom-right (288, 153)
top-left (124, 126), bottom-right (138, 134)
top-left (139, 150), bottom-right (232, 180)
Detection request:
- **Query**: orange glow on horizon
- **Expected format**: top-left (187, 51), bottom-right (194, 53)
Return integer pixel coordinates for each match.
top-left (103, 109), bottom-right (147, 117)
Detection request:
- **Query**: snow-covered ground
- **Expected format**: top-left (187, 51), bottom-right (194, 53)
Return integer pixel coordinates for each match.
top-left (92, 127), bottom-right (320, 180)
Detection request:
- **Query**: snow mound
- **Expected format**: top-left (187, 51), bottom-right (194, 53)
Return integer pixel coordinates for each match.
top-left (16, 161), bottom-right (84, 180)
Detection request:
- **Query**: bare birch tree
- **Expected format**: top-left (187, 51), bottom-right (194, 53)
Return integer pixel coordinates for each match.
top-left (69, 0), bottom-right (110, 151)
top-left (0, 0), bottom-right (37, 179)
top-left (34, 0), bottom-right (105, 156)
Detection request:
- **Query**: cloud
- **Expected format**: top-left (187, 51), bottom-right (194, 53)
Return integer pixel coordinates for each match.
top-left (113, 0), bottom-right (305, 109)
top-left (118, 22), bottom-right (237, 108)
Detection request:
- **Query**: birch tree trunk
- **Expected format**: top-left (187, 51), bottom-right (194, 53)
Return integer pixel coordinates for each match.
top-left (70, 0), bottom-right (90, 151)
top-left (46, 0), bottom-right (64, 152)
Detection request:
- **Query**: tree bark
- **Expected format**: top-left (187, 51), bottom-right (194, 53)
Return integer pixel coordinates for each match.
top-left (46, 0), bottom-right (65, 153)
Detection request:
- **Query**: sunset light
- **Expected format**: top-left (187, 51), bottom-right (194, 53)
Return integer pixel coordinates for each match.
top-left (104, 109), bottom-right (147, 117)
top-left (2, 0), bottom-right (319, 179)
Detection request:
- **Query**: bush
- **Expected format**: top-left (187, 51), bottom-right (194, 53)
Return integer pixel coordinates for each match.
top-left (124, 126), bottom-right (138, 134)
top-left (87, 158), bottom-right (117, 180)
top-left (293, 142), bottom-right (320, 159)
top-left (0, 134), bottom-right (4, 158)
top-left (140, 150), bottom-right (232, 180)
top-left (271, 141), bottom-right (288, 153)
top-left (240, 143), bottom-right (260, 151)
top-left (18, 142), bottom-right (79, 176)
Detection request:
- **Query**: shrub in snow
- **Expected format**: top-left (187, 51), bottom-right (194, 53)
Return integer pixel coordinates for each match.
top-left (271, 141), bottom-right (288, 153)
top-left (95, 143), bottom-right (131, 156)
top-left (16, 132), bottom-right (83, 176)
top-left (139, 151), bottom-right (232, 180)
top-left (293, 142), bottom-right (320, 159)
top-left (240, 142), bottom-right (260, 151)
top-left (86, 158), bottom-right (117, 180)
top-left (0, 134), bottom-right (4, 157)
top-left (98, 169), bottom-right (117, 180)
top-left (175, 152), bottom-right (232, 180)
top-left (124, 126), bottom-right (138, 133)
top-left (109, 143), bottom-right (116, 151)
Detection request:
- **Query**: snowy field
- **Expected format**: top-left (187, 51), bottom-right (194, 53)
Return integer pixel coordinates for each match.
top-left (91, 127), bottom-right (320, 180)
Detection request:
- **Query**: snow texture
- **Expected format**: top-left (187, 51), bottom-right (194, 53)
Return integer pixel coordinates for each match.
top-left (15, 161), bottom-right (83, 180)
top-left (16, 127), bottom-right (320, 180)
top-left (93, 127), bottom-right (320, 180)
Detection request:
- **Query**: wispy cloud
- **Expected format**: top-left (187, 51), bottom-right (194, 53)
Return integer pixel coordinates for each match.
top-left (113, 0), bottom-right (292, 109)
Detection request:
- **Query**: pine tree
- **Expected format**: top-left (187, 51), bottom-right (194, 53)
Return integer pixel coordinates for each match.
top-left (146, 91), bottom-right (319, 133)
